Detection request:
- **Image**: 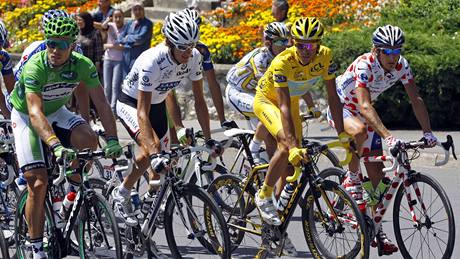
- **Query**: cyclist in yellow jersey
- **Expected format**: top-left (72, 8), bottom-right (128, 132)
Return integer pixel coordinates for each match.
top-left (253, 17), bottom-right (349, 226)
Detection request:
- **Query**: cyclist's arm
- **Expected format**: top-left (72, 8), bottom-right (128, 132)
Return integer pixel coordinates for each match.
top-left (404, 81), bottom-right (432, 133)
top-left (0, 91), bottom-right (10, 118)
top-left (277, 87), bottom-right (297, 148)
top-left (26, 92), bottom-right (60, 147)
top-left (73, 82), bottom-right (90, 122)
top-left (204, 69), bottom-right (226, 123)
top-left (192, 79), bottom-right (211, 139)
top-left (88, 85), bottom-right (118, 138)
top-left (2, 73), bottom-right (15, 93)
top-left (165, 90), bottom-right (185, 129)
top-left (137, 90), bottom-right (161, 155)
top-left (325, 79), bottom-right (345, 134)
top-left (356, 86), bottom-right (391, 139)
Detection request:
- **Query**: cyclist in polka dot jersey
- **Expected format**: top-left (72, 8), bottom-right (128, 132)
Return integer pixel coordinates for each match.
top-left (327, 25), bottom-right (437, 255)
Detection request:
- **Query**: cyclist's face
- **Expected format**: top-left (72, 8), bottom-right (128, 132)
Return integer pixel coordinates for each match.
top-left (171, 43), bottom-right (195, 64)
top-left (270, 37), bottom-right (289, 55)
top-left (46, 37), bottom-right (74, 66)
top-left (377, 46), bottom-right (402, 72)
top-left (294, 40), bottom-right (319, 65)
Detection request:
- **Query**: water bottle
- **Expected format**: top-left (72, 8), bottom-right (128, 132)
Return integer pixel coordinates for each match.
top-left (15, 173), bottom-right (27, 192)
top-left (59, 192), bottom-right (76, 219)
top-left (376, 177), bottom-right (391, 203)
top-left (277, 183), bottom-right (295, 211)
top-left (52, 196), bottom-right (64, 228)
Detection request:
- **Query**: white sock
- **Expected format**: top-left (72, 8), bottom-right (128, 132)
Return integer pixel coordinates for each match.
top-left (118, 184), bottom-right (130, 197)
top-left (31, 237), bottom-right (46, 259)
top-left (249, 138), bottom-right (262, 153)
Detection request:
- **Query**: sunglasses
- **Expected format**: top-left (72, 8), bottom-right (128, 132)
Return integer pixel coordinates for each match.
top-left (294, 42), bottom-right (319, 51)
top-left (272, 38), bottom-right (289, 47)
top-left (174, 42), bottom-right (196, 52)
top-left (379, 48), bottom-right (402, 55)
top-left (45, 39), bottom-right (73, 50)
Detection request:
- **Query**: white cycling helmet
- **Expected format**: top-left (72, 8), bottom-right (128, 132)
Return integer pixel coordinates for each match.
top-left (163, 12), bottom-right (199, 46)
top-left (372, 25), bottom-right (405, 47)
top-left (42, 9), bottom-right (70, 28)
top-left (179, 8), bottom-right (202, 26)
top-left (264, 22), bottom-right (289, 39)
top-left (0, 20), bottom-right (8, 48)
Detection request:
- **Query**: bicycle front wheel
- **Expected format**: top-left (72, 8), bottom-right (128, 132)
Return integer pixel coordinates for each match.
top-left (77, 192), bottom-right (122, 259)
top-left (164, 183), bottom-right (231, 258)
top-left (301, 179), bottom-right (370, 259)
top-left (393, 173), bottom-right (455, 259)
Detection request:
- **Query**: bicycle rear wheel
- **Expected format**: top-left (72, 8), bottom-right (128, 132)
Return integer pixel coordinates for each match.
top-left (164, 183), bottom-right (231, 258)
top-left (77, 192), bottom-right (123, 259)
top-left (301, 179), bottom-right (370, 259)
top-left (393, 173), bottom-right (455, 259)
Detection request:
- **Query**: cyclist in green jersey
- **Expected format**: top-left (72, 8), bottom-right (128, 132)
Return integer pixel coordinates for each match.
top-left (9, 17), bottom-right (122, 259)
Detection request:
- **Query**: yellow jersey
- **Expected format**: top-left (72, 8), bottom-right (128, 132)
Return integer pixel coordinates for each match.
top-left (256, 45), bottom-right (337, 104)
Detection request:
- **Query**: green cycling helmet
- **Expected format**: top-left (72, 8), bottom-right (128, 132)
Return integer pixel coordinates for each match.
top-left (44, 16), bottom-right (79, 41)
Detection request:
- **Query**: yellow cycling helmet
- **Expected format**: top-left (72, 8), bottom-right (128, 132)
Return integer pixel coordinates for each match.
top-left (291, 17), bottom-right (324, 41)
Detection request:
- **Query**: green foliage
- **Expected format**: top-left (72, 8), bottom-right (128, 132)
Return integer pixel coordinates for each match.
top-left (317, 0), bottom-right (460, 129)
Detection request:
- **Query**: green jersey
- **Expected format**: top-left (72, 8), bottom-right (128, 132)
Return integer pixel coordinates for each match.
top-left (10, 51), bottom-right (100, 115)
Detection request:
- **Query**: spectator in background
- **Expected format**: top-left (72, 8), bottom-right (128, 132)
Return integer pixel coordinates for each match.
top-left (101, 9), bottom-right (125, 114)
top-left (117, 2), bottom-right (153, 76)
top-left (272, 0), bottom-right (289, 24)
top-left (76, 12), bottom-right (104, 74)
top-left (92, 0), bottom-right (114, 24)
top-left (0, 20), bottom-right (15, 118)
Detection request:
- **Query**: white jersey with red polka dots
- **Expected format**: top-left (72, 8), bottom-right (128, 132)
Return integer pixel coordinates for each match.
top-left (336, 52), bottom-right (414, 114)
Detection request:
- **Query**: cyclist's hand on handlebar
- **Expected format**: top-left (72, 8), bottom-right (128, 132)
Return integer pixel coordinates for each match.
top-left (103, 138), bottom-right (123, 158)
top-left (206, 139), bottom-right (224, 157)
top-left (176, 127), bottom-right (192, 146)
top-left (221, 120), bottom-right (238, 129)
top-left (150, 154), bottom-right (169, 173)
top-left (423, 132), bottom-right (438, 147)
top-left (385, 135), bottom-right (402, 157)
top-left (308, 106), bottom-right (322, 118)
top-left (338, 132), bottom-right (353, 147)
top-left (288, 147), bottom-right (306, 167)
top-left (52, 143), bottom-right (76, 161)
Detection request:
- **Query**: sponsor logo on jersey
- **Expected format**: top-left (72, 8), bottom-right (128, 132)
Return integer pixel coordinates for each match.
top-left (274, 74), bottom-right (287, 83)
top-left (311, 63), bottom-right (324, 73)
top-left (328, 63), bottom-right (338, 74)
top-left (61, 71), bottom-right (77, 80)
top-left (141, 75), bottom-right (152, 87)
top-left (90, 71), bottom-right (98, 79)
top-left (42, 82), bottom-right (78, 101)
top-left (360, 73), bottom-right (368, 81)
top-left (25, 78), bottom-right (39, 86)
top-left (180, 64), bottom-right (188, 70)
top-left (294, 72), bottom-right (304, 80)
top-left (176, 68), bottom-right (191, 76)
top-left (155, 81), bottom-right (181, 94)
top-left (156, 57), bottom-right (166, 65)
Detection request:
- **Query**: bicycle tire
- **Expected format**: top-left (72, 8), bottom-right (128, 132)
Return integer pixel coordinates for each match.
top-left (1, 178), bottom-right (20, 247)
top-left (219, 139), bottom-right (253, 178)
top-left (317, 167), bottom-right (347, 185)
top-left (15, 190), bottom-right (59, 259)
top-left (164, 183), bottom-right (231, 258)
top-left (301, 179), bottom-right (370, 259)
top-left (393, 173), bottom-right (455, 259)
top-left (207, 174), bottom-right (248, 250)
top-left (0, 227), bottom-right (9, 259)
top-left (77, 192), bottom-right (123, 259)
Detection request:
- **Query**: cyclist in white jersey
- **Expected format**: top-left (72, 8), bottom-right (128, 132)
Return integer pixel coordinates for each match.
top-left (0, 20), bottom-right (15, 118)
top-left (327, 25), bottom-right (437, 255)
top-left (113, 12), bottom-right (212, 226)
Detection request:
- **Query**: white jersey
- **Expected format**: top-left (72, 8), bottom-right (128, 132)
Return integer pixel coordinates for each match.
top-left (226, 47), bottom-right (274, 91)
top-left (336, 52), bottom-right (414, 111)
top-left (121, 44), bottom-right (203, 104)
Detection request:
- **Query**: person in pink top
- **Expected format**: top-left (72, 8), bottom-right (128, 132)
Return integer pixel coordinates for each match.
top-left (101, 9), bottom-right (125, 114)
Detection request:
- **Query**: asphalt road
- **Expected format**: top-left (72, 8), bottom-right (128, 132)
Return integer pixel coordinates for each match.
top-left (5, 119), bottom-right (460, 258)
